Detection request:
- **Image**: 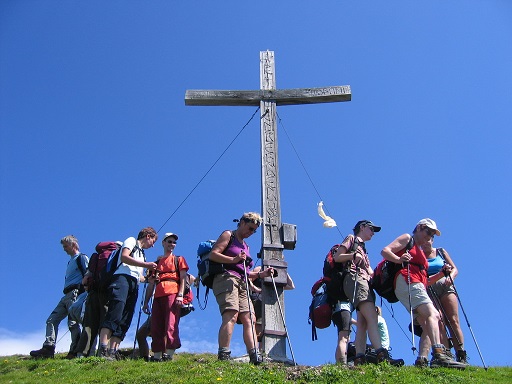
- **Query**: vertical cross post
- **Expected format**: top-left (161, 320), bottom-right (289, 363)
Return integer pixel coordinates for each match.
top-left (185, 50), bottom-right (351, 362)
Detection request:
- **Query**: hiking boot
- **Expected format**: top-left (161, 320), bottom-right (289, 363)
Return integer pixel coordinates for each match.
top-left (99, 347), bottom-right (115, 361)
top-left (149, 356), bottom-right (163, 362)
top-left (64, 352), bottom-right (76, 360)
top-left (376, 348), bottom-right (404, 367)
top-left (353, 353), bottom-right (366, 366)
top-left (109, 349), bottom-right (123, 361)
top-left (30, 345), bottom-right (55, 359)
top-left (414, 356), bottom-right (429, 368)
top-left (430, 346), bottom-right (466, 369)
top-left (456, 349), bottom-right (468, 364)
top-left (365, 349), bottom-right (378, 364)
top-left (218, 351), bottom-right (231, 361)
top-left (347, 342), bottom-right (357, 361)
top-left (248, 348), bottom-right (262, 365)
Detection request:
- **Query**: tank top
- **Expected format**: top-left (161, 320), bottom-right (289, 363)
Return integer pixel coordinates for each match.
top-left (223, 232), bottom-right (253, 279)
top-left (397, 243), bottom-right (428, 285)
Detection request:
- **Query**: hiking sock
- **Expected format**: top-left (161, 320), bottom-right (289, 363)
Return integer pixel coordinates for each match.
top-left (165, 349), bottom-right (175, 359)
top-left (153, 352), bottom-right (162, 360)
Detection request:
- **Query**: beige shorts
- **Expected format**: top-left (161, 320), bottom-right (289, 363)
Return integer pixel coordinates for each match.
top-left (429, 277), bottom-right (456, 299)
top-left (212, 272), bottom-right (253, 315)
top-left (395, 274), bottom-right (432, 312)
top-left (343, 272), bottom-right (375, 310)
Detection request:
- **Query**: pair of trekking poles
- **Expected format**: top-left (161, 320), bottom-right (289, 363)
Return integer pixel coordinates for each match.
top-left (131, 262), bottom-right (297, 365)
top-left (242, 260), bottom-right (297, 366)
top-left (403, 262), bottom-right (487, 369)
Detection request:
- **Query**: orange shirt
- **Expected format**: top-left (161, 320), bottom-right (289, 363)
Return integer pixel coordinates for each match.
top-left (154, 255), bottom-right (189, 298)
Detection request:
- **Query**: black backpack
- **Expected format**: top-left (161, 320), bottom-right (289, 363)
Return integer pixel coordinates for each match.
top-left (323, 236), bottom-right (362, 302)
top-left (371, 237), bottom-right (414, 303)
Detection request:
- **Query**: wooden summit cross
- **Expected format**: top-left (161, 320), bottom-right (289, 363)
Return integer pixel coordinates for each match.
top-left (185, 51), bottom-right (351, 362)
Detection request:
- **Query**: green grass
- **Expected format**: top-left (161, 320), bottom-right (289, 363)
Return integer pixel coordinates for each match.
top-left (0, 352), bottom-right (510, 384)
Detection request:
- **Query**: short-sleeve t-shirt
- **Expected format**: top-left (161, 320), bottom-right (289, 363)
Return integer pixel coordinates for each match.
top-left (115, 237), bottom-right (145, 281)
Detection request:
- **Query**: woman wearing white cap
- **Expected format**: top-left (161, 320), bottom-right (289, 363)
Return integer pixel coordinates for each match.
top-left (381, 218), bottom-right (465, 369)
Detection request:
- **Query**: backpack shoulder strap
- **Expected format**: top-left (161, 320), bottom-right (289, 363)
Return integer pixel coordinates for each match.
top-left (406, 235), bottom-right (414, 251)
top-left (436, 247), bottom-right (446, 260)
top-left (223, 230), bottom-right (236, 253)
top-left (75, 253), bottom-right (87, 277)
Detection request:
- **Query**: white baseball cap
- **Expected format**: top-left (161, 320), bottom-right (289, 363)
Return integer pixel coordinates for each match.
top-left (416, 218), bottom-right (441, 236)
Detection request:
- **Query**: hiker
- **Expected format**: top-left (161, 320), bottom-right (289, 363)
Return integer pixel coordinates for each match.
top-left (144, 232), bottom-right (188, 362)
top-left (332, 299), bottom-right (357, 365)
top-left (423, 236), bottom-right (467, 364)
top-left (333, 220), bottom-right (403, 366)
top-left (98, 227), bottom-right (158, 360)
top-left (249, 266), bottom-right (295, 346)
top-left (375, 306), bottom-right (390, 351)
top-left (209, 212), bottom-right (274, 365)
top-left (381, 218), bottom-right (466, 369)
top-left (75, 241), bottom-right (122, 357)
top-left (30, 235), bottom-right (89, 359)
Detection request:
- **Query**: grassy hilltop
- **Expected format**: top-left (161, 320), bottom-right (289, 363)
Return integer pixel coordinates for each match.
top-left (1, 352), bottom-right (510, 384)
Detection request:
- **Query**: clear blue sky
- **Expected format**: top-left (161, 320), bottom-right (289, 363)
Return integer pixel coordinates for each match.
top-left (1, 1), bottom-right (511, 367)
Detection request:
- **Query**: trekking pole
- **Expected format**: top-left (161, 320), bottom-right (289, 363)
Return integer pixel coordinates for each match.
top-left (427, 285), bottom-right (461, 349)
top-left (405, 262), bottom-right (417, 355)
top-left (243, 259), bottom-right (259, 359)
top-left (269, 272), bottom-right (297, 366)
top-left (132, 281), bottom-right (148, 358)
top-left (447, 274), bottom-right (488, 370)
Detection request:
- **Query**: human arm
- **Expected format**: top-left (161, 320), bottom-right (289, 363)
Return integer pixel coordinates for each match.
top-left (248, 266), bottom-right (262, 293)
top-left (175, 269), bottom-right (187, 306)
top-left (248, 267), bottom-right (275, 280)
top-left (209, 231), bottom-right (248, 264)
top-left (121, 246), bottom-right (157, 271)
top-left (381, 234), bottom-right (413, 264)
top-left (142, 279), bottom-right (155, 314)
top-left (438, 248), bottom-right (458, 284)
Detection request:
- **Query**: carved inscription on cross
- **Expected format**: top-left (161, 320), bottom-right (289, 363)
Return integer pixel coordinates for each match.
top-left (185, 50), bottom-right (351, 362)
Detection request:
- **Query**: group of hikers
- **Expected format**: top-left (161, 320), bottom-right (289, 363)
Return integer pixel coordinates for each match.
top-left (29, 213), bottom-right (469, 369)
top-left (324, 218), bottom-right (468, 369)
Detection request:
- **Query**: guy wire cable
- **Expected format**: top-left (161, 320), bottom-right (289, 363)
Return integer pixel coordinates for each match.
top-left (381, 300), bottom-right (413, 345)
top-left (276, 111), bottom-right (345, 240)
top-left (157, 107), bottom-right (262, 233)
top-left (278, 111), bottom-right (417, 348)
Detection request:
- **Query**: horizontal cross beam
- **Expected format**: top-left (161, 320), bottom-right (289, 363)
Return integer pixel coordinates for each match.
top-left (185, 85), bottom-right (351, 106)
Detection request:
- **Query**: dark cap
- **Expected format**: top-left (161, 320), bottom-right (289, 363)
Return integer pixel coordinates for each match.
top-left (353, 220), bottom-right (381, 232)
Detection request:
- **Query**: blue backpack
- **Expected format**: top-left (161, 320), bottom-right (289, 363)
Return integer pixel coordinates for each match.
top-left (196, 232), bottom-right (234, 309)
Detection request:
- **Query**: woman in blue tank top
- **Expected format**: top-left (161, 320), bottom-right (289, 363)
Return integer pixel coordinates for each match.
top-left (423, 236), bottom-right (467, 364)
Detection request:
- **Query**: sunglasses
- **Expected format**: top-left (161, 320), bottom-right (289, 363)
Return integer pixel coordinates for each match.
top-left (423, 227), bottom-right (436, 237)
top-left (247, 225), bottom-right (258, 233)
top-left (366, 225), bottom-right (375, 233)
top-left (166, 240), bottom-right (177, 244)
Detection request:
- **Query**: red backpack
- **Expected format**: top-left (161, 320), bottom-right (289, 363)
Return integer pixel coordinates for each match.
top-left (308, 277), bottom-right (332, 341)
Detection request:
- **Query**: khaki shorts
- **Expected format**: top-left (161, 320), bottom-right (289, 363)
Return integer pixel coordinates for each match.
top-left (395, 274), bottom-right (432, 312)
top-left (212, 272), bottom-right (253, 315)
top-left (429, 277), bottom-right (456, 299)
top-left (343, 272), bottom-right (375, 310)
